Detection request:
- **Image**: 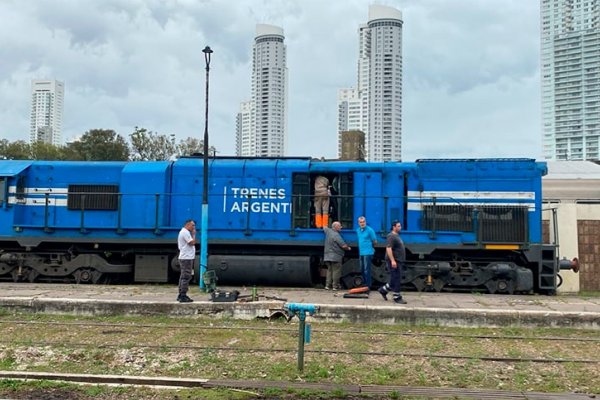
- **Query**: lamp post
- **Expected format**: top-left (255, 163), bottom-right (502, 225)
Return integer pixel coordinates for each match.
top-left (200, 45), bottom-right (213, 290)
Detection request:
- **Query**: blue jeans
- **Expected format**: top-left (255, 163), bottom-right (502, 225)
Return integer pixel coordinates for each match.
top-left (359, 255), bottom-right (373, 288)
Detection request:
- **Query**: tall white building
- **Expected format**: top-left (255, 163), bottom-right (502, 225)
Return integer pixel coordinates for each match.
top-left (236, 24), bottom-right (288, 157)
top-left (338, 5), bottom-right (403, 162)
top-left (236, 101), bottom-right (253, 156)
top-left (30, 79), bottom-right (64, 146)
top-left (541, 0), bottom-right (600, 161)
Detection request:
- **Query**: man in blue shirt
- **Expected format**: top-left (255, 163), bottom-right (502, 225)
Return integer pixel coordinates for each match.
top-left (356, 216), bottom-right (377, 289)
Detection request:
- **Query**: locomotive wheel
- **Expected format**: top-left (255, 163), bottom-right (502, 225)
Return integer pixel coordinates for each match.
top-left (27, 269), bottom-right (39, 283)
top-left (485, 279), bottom-right (497, 294)
top-left (432, 279), bottom-right (445, 293)
top-left (486, 279), bottom-right (515, 295)
top-left (73, 268), bottom-right (103, 284)
top-left (411, 276), bottom-right (444, 292)
top-left (371, 263), bottom-right (389, 286)
top-left (411, 279), bottom-right (425, 292)
top-left (341, 273), bottom-right (363, 289)
top-left (170, 256), bottom-right (181, 273)
top-left (352, 275), bottom-right (364, 287)
top-left (12, 267), bottom-right (34, 283)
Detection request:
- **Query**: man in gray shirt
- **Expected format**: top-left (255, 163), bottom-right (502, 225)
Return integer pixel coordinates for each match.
top-left (323, 221), bottom-right (351, 290)
top-left (378, 220), bottom-right (407, 304)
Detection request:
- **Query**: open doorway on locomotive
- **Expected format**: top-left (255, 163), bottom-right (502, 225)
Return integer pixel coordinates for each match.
top-left (291, 172), bottom-right (354, 229)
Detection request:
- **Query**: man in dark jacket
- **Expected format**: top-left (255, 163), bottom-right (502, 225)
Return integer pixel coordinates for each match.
top-left (323, 221), bottom-right (351, 290)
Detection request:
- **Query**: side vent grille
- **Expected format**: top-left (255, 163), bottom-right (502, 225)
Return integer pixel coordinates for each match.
top-left (68, 185), bottom-right (119, 210)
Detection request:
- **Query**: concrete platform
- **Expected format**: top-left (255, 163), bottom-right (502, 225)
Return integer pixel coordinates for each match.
top-left (0, 283), bottom-right (599, 330)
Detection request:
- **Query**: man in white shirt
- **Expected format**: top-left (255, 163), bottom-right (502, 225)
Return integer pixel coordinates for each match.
top-left (177, 219), bottom-right (197, 303)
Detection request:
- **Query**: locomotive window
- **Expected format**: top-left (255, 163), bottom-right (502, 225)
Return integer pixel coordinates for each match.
top-left (68, 184), bottom-right (119, 210)
top-left (16, 176), bottom-right (25, 202)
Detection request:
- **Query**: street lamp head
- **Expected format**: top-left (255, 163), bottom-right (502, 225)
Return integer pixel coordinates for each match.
top-left (202, 46), bottom-right (213, 67)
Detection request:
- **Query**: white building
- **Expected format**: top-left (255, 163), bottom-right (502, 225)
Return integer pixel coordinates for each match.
top-left (30, 79), bottom-right (64, 146)
top-left (541, 0), bottom-right (600, 161)
top-left (236, 24), bottom-right (288, 157)
top-left (236, 100), bottom-right (253, 156)
top-left (338, 5), bottom-right (403, 162)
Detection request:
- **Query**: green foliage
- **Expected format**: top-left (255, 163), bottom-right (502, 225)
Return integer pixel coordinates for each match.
top-left (0, 139), bottom-right (33, 160)
top-left (176, 136), bottom-right (216, 157)
top-left (82, 385), bottom-right (106, 397)
top-left (65, 129), bottom-right (129, 161)
top-left (1, 127), bottom-right (218, 162)
top-left (30, 141), bottom-right (64, 160)
top-left (129, 126), bottom-right (176, 161)
top-left (0, 351), bottom-right (16, 369)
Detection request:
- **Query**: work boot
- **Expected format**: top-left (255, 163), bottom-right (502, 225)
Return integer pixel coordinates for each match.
top-left (393, 295), bottom-right (407, 304)
top-left (177, 295), bottom-right (194, 303)
top-left (315, 214), bottom-right (322, 228)
top-left (378, 286), bottom-right (388, 301)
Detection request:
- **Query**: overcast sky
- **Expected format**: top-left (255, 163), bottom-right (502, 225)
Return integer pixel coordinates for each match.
top-left (0, 0), bottom-right (541, 161)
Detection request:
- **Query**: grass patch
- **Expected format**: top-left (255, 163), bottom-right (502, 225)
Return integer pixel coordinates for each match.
top-left (578, 290), bottom-right (600, 298)
top-left (0, 312), bottom-right (598, 396)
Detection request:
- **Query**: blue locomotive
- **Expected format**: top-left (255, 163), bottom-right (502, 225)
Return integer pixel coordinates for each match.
top-left (0, 157), bottom-right (563, 293)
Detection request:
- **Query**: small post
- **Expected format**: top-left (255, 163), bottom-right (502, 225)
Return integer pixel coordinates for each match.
top-left (285, 303), bottom-right (319, 373)
top-left (297, 312), bottom-right (306, 371)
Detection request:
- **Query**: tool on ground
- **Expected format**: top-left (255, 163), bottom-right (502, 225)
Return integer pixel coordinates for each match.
top-left (344, 286), bottom-right (370, 298)
top-left (210, 290), bottom-right (239, 302)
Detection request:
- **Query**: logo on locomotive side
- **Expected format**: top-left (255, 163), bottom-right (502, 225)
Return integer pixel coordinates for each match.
top-left (223, 186), bottom-right (292, 213)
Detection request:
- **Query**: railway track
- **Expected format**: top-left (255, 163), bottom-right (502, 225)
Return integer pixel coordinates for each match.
top-left (1, 337), bottom-right (599, 364)
top-left (0, 371), bottom-right (595, 399)
top-left (1, 316), bottom-right (599, 397)
top-left (4, 319), bottom-right (600, 342)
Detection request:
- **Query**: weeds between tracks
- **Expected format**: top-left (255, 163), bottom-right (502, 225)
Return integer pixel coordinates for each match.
top-left (0, 312), bottom-right (598, 398)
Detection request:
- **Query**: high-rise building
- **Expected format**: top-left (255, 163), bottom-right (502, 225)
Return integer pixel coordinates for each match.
top-left (236, 24), bottom-right (288, 157)
top-left (30, 79), bottom-right (64, 146)
top-left (236, 101), bottom-right (253, 156)
top-left (337, 88), bottom-right (365, 158)
top-left (339, 130), bottom-right (366, 161)
top-left (541, 0), bottom-right (600, 161)
top-left (338, 5), bottom-right (403, 162)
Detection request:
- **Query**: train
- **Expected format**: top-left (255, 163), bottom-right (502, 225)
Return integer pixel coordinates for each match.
top-left (0, 157), bottom-right (574, 294)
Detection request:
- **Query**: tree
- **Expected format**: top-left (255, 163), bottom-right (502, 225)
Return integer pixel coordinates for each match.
top-left (129, 127), bottom-right (176, 161)
top-left (174, 137), bottom-right (217, 158)
top-left (30, 142), bottom-right (64, 160)
top-left (65, 129), bottom-right (129, 161)
top-left (0, 139), bottom-right (10, 159)
top-left (0, 140), bottom-right (31, 160)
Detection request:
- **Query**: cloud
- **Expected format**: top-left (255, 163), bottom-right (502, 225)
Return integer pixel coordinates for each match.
top-left (0, 0), bottom-right (541, 160)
